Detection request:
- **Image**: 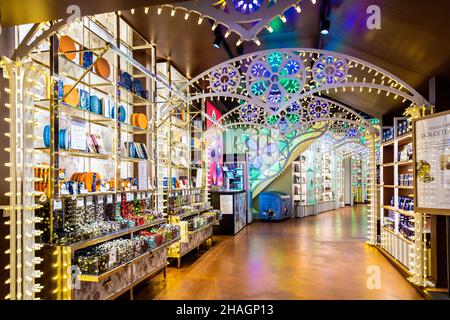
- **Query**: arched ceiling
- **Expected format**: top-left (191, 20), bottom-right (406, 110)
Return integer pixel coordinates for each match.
top-left (2, 0), bottom-right (449, 117)
top-left (119, 0), bottom-right (450, 117)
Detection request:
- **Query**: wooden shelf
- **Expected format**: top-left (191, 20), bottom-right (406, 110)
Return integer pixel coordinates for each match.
top-left (383, 162), bottom-right (395, 167)
top-left (382, 205), bottom-right (415, 217)
top-left (395, 185), bottom-right (414, 189)
top-left (396, 160), bottom-right (413, 166)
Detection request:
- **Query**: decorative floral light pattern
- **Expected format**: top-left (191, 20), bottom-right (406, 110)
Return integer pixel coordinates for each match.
top-left (232, 0), bottom-right (263, 14)
top-left (210, 65), bottom-right (240, 93)
top-left (312, 55), bottom-right (348, 86)
top-left (307, 98), bottom-right (330, 121)
top-left (239, 104), bottom-right (260, 123)
top-left (247, 51), bottom-right (305, 109)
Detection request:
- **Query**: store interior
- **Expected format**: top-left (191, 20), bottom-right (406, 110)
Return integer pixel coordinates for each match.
top-left (0, 0), bottom-right (449, 301)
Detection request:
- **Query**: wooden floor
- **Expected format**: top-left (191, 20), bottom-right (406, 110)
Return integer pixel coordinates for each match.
top-left (134, 205), bottom-right (423, 300)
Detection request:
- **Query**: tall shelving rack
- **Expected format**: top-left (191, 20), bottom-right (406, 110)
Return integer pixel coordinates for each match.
top-left (4, 13), bottom-right (193, 300)
top-left (379, 117), bottom-right (431, 285)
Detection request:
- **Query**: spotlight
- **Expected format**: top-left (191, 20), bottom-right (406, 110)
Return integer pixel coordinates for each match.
top-left (266, 25), bottom-right (273, 33)
top-left (320, 19), bottom-right (330, 35)
top-left (213, 34), bottom-right (222, 49)
top-left (224, 30), bottom-right (231, 38)
top-left (157, 7), bottom-right (162, 15)
top-left (280, 15), bottom-right (287, 23)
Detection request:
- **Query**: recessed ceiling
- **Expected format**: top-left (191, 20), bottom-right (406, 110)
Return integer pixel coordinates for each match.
top-left (120, 0), bottom-right (450, 117)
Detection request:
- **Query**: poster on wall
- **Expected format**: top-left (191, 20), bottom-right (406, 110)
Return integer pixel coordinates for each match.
top-left (206, 100), bottom-right (223, 187)
top-left (413, 111), bottom-right (450, 214)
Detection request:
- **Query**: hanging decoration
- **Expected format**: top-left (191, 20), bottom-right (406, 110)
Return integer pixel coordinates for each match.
top-left (157, 1), bottom-right (315, 44)
top-left (312, 54), bottom-right (348, 86)
top-left (247, 51), bottom-right (306, 111)
top-left (210, 64), bottom-right (240, 93)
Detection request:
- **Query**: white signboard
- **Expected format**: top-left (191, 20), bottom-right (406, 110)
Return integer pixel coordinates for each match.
top-left (220, 194), bottom-right (233, 215)
top-left (414, 111), bottom-right (450, 213)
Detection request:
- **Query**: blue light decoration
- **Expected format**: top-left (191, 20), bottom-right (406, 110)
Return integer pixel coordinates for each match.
top-left (286, 101), bottom-right (301, 113)
top-left (239, 104), bottom-right (260, 123)
top-left (307, 98), bottom-right (330, 120)
top-left (248, 51), bottom-right (304, 106)
top-left (312, 54), bottom-right (348, 86)
top-left (346, 127), bottom-right (358, 138)
top-left (211, 65), bottom-right (240, 93)
top-left (232, 0), bottom-right (263, 14)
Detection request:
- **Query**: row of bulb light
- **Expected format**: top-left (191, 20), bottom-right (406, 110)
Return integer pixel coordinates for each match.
top-left (118, 0), bottom-right (316, 47)
top-left (1, 59), bottom-right (45, 300)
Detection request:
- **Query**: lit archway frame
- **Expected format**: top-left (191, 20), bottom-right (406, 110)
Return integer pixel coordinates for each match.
top-left (184, 48), bottom-right (430, 117)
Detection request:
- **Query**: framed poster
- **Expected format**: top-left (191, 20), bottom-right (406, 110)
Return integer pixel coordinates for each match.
top-left (413, 110), bottom-right (450, 215)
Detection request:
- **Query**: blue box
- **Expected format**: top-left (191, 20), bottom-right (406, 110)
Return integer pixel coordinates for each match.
top-left (259, 192), bottom-right (291, 221)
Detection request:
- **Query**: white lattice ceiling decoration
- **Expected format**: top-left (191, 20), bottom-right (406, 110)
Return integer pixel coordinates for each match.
top-left (183, 48), bottom-right (429, 132)
top-left (157, 0), bottom-right (316, 44)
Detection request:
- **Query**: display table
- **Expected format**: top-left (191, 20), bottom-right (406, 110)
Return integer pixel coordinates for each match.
top-left (210, 190), bottom-right (247, 235)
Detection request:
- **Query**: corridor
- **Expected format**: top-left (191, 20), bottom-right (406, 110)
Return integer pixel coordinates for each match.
top-left (135, 205), bottom-right (423, 300)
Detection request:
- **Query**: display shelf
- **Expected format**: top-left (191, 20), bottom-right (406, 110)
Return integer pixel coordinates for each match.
top-left (58, 191), bottom-right (116, 198)
top-left (39, 148), bottom-right (114, 160)
top-left (379, 116), bottom-right (430, 284)
top-left (119, 156), bottom-right (148, 163)
top-left (35, 100), bottom-right (116, 126)
top-left (69, 218), bottom-right (167, 251)
top-left (78, 236), bottom-right (180, 282)
top-left (188, 218), bottom-right (222, 234)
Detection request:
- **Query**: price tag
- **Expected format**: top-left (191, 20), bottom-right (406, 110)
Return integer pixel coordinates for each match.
top-left (97, 196), bottom-right (104, 205)
top-left (107, 195), bottom-right (113, 204)
top-left (76, 198), bottom-right (84, 207)
top-left (117, 194), bottom-right (122, 202)
top-left (126, 193), bottom-right (133, 202)
top-left (54, 200), bottom-right (62, 210)
top-left (86, 196), bottom-right (93, 206)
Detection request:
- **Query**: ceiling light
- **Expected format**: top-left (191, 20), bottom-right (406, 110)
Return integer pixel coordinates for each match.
top-left (212, 22), bottom-right (219, 31)
top-left (295, 5), bottom-right (302, 13)
top-left (266, 25), bottom-right (273, 33)
top-left (224, 30), bottom-right (231, 38)
top-left (145, 7), bottom-right (149, 14)
top-left (320, 19), bottom-right (330, 35)
top-left (198, 16), bottom-right (204, 24)
top-left (171, 8), bottom-right (176, 16)
top-left (185, 12), bottom-right (190, 20)
top-left (131, 8), bottom-right (135, 14)
top-left (280, 15), bottom-right (287, 23)
top-left (213, 35), bottom-right (222, 48)
top-left (253, 37), bottom-right (261, 46)
top-left (157, 7), bottom-right (162, 15)
top-left (236, 38), bottom-right (243, 46)
top-left (311, 0), bottom-right (317, 4)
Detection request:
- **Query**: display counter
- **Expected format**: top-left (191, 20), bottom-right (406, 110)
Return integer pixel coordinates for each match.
top-left (210, 190), bottom-right (247, 235)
